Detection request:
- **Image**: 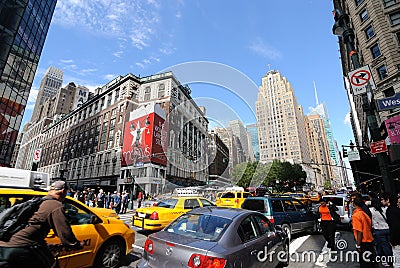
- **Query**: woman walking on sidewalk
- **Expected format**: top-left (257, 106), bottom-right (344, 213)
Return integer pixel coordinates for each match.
top-left (318, 198), bottom-right (339, 250)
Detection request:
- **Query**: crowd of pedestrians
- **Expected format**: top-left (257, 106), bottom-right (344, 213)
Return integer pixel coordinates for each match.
top-left (318, 190), bottom-right (400, 268)
top-left (67, 187), bottom-right (132, 214)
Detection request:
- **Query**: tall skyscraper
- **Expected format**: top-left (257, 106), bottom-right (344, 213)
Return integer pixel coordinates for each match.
top-left (229, 119), bottom-right (252, 161)
top-left (0, 0), bottom-right (57, 166)
top-left (305, 114), bottom-right (333, 187)
top-left (256, 70), bottom-right (310, 164)
top-left (246, 123), bottom-right (260, 161)
top-left (309, 82), bottom-right (339, 165)
top-left (31, 66), bottom-right (63, 122)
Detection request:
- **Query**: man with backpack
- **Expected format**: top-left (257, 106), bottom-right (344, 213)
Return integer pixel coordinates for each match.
top-left (0, 180), bottom-right (83, 268)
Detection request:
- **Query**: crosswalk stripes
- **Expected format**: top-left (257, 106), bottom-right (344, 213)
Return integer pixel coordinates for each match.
top-left (117, 212), bottom-right (134, 225)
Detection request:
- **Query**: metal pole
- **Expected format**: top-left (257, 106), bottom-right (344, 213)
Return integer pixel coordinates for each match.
top-left (333, 9), bottom-right (395, 193)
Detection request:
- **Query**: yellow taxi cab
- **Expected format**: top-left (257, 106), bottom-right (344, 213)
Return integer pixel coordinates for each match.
top-left (0, 187), bottom-right (135, 268)
top-left (133, 190), bottom-right (215, 231)
top-left (309, 191), bottom-right (322, 202)
top-left (215, 187), bottom-right (252, 208)
top-left (285, 192), bottom-right (311, 205)
top-left (215, 191), bottom-right (225, 203)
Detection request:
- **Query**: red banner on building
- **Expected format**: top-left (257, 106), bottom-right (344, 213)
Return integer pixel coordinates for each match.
top-left (122, 103), bottom-right (168, 167)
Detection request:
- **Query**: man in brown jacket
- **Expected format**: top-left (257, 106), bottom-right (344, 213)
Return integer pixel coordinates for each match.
top-left (0, 181), bottom-right (83, 268)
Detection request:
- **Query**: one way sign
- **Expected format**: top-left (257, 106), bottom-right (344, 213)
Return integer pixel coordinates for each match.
top-left (348, 65), bottom-right (376, 95)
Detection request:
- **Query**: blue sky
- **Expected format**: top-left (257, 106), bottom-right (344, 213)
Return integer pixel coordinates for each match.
top-left (23, 0), bottom-right (353, 151)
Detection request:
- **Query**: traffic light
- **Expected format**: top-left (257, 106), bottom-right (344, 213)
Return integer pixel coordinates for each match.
top-left (343, 148), bottom-right (348, 158)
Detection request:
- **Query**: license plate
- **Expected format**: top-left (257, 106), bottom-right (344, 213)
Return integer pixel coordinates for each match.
top-left (138, 212), bottom-right (146, 218)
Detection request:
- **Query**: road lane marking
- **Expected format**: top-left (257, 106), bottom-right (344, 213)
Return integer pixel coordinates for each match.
top-left (289, 235), bottom-right (310, 254)
top-left (315, 242), bottom-right (329, 267)
top-left (133, 244), bottom-right (144, 251)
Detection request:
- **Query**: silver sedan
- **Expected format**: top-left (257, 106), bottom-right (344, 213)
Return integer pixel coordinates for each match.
top-left (138, 207), bottom-right (289, 268)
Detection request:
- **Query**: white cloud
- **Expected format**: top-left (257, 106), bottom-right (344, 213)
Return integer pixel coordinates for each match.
top-left (81, 68), bottom-right (98, 74)
top-left (135, 62), bottom-right (145, 69)
top-left (60, 59), bottom-right (74, 63)
top-left (26, 88), bottom-right (39, 111)
top-left (113, 51), bottom-right (123, 58)
top-left (104, 74), bottom-right (116, 80)
top-left (344, 112), bottom-right (351, 126)
top-left (54, 0), bottom-right (162, 50)
top-left (249, 38), bottom-right (281, 60)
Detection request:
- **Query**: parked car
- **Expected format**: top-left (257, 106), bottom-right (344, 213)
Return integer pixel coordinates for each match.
top-left (138, 207), bottom-right (289, 268)
top-left (321, 195), bottom-right (351, 225)
top-left (309, 191), bottom-right (322, 203)
top-left (216, 190), bottom-right (252, 208)
top-left (133, 196), bottom-right (215, 231)
top-left (0, 188), bottom-right (135, 268)
top-left (242, 195), bottom-right (319, 240)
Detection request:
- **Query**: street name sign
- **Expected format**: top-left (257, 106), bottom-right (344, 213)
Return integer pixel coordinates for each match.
top-left (376, 92), bottom-right (400, 111)
top-left (348, 65), bottom-right (376, 95)
top-left (348, 150), bottom-right (360, 161)
top-left (370, 140), bottom-right (388, 154)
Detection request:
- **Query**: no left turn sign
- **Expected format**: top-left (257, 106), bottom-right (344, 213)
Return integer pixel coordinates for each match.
top-left (348, 65), bottom-right (376, 95)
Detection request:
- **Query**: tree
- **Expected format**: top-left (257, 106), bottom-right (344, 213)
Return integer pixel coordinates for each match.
top-left (231, 161), bottom-right (270, 189)
top-left (264, 160), bottom-right (307, 192)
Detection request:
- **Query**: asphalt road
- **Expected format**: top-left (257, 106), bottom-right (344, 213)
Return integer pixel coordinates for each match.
top-left (118, 212), bottom-right (368, 268)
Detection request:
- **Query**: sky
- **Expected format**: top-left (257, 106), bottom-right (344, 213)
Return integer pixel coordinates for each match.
top-left (22, 0), bottom-right (354, 162)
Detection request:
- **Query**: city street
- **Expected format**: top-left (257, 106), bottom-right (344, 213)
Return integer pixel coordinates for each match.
top-left (118, 211), bottom-right (361, 268)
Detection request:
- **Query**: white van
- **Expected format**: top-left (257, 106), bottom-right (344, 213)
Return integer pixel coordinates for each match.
top-left (322, 195), bottom-right (351, 225)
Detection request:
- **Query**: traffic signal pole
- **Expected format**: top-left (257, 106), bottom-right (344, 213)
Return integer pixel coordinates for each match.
top-left (333, 9), bottom-right (395, 193)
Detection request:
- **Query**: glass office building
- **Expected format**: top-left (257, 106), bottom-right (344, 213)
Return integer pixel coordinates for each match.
top-left (0, 0), bottom-right (57, 166)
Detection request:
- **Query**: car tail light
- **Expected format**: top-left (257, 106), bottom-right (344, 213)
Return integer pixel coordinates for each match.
top-left (267, 216), bottom-right (275, 224)
top-left (345, 206), bottom-right (348, 211)
top-left (234, 199), bottom-right (239, 204)
top-left (144, 239), bottom-right (154, 254)
top-left (188, 254), bottom-right (226, 268)
top-left (150, 211), bottom-right (159, 220)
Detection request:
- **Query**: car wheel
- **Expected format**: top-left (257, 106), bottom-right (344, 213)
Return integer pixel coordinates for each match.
top-left (281, 224), bottom-right (291, 241)
top-left (277, 241), bottom-right (289, 267)
top-left (94, 239), bottom-right (125, 268)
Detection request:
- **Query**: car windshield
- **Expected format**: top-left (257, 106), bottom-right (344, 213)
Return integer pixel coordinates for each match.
top-left (290, 194), bottom-right (303, 198)
top-left (156, 199), bottom-right (178, 208)
top-left (167, 213), bottom-right (232, 241)
top-left (323, 197), bottom-right (344, 206)
top-left (221, 192), bottom-right (235, 198)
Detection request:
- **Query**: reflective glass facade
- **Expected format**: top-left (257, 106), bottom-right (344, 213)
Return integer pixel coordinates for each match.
top-left (0, 0), bottom-right (57, 166)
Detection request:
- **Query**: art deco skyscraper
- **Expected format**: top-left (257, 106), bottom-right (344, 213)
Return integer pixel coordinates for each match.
top-left (31, 66), bottom-right (63, 123)
top-left (0, 0), bottom-right (57, 166)
top-left (256, 70), bottom-right (310, 164)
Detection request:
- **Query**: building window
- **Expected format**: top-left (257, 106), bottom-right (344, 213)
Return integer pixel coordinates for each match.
top-left (356, 0), bottom-right (363, 5)
top-left (158, 84), bottom-right (165, 98)
top-left (144, 86), bottom-right (151, 101)
top-left (107, 93), bottom-right (112, 107)
top-left (360, 9), bottom-right (369, 22)
top-left (114, 89), bottom-right (120, 102)
top-left (390, 12), bottom-right (400, 25)
top-left (384, 0), bottom-right (396, 8)
top-left (370, 43), bottom-right (382, 58)
top-left (377, 65), bottom-right (388, 80)
top-left (383, 86), bottom-right (395, 97)
top-left (365, 25), bottom-right (375, 39)
top-left (396, 32), bottom-right (400, 45)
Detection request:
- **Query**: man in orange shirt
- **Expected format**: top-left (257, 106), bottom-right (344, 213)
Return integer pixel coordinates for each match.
top-left (352, 197), bottom-right (377, 268)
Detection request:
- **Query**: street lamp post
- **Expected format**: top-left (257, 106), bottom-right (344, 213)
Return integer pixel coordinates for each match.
top-left (332, 8), bottom-right (395, 193)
